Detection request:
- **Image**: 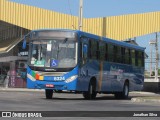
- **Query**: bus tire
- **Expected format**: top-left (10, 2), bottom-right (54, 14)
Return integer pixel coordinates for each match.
top-left (114, 82), bottom-right (129, 99)
top-left (45, 89), bottom-right (53, 99)
top-left (83, 79), bottom-right (97, 100)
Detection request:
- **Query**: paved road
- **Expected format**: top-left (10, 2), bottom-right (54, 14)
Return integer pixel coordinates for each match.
top-left (0, 91), bottom-right (160, 120)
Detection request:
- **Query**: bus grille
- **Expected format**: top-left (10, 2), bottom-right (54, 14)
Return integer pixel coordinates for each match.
top-left (37, 72), bottom-right (66, 76)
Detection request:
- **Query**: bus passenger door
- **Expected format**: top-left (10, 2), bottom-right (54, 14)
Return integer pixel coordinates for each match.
top-left (82, 43), bottom-right (88, 65)
top-left (80, 38), bottom-right (89, 67)
top-left (78, 38), bottom-right (90, 91)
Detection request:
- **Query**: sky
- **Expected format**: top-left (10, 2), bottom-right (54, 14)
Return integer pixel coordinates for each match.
top-left (10, 0), bottom-right (160, 18)
top-left (10, 0), bottom-right (160, 70)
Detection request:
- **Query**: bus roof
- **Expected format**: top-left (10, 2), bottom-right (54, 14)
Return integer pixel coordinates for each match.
top-left (77, 30), bottom-right (145, 51)
top-left (31, 29), bottom-right (145, 51)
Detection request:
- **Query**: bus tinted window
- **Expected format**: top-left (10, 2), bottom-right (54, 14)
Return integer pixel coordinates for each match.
top-left (142, 52), bottom-right (144, 67)
top-left (105, 44), bottom-right (108, 61)
top-left (135, 51), bottom-right (139, 66)
top-left (138, 51), bottom-right (144, 67)
top-left (99, 42), bottom-right (106, 61)
top-left (131, 49), bottom-right (135, 66)
top-left (80, 37), bottom-right (144, 67)
top-left (116, 46), bottom-right (122, 63)
top-left (125, 48), bottom-right (130, 64)
top-left (121, 47), bottom-right (125, 64)
top-left (90, 40), bottom-right (98, 60)
top-left (108, 44), bottom-right (114, 62)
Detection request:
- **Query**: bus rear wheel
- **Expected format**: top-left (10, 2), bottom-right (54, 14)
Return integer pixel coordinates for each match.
top-left (45, 89), bottom-right (53, 99)
top-left (83, 80), bottom-right (97, 100)
top-left (114, 82), bottom-right (129, 99)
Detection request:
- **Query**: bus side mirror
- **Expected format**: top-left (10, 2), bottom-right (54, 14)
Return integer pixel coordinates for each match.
top-left (22, 37), bottom-right (26, 49)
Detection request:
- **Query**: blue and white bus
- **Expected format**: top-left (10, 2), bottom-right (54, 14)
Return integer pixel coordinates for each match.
top-left (25, 29), bottom-right (145, 99)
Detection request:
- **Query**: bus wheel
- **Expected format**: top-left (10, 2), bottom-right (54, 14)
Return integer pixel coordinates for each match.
top-left (83, 80), bottom-right (97, 100)
top-left (45, 89), bottom-right (53, 99)
top-left (114, 82), bottom-right (129, 99)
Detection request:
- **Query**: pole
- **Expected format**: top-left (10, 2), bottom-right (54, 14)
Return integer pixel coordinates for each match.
top-left (155, 32), bottom-right (159, 81)
top-left (150, 44), bottom-right (152, 76)
top-left (78, 0), bottom-right (83, 31)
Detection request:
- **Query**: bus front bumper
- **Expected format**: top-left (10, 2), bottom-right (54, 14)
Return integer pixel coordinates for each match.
top-left (29, 80), bottom-right (77, 91)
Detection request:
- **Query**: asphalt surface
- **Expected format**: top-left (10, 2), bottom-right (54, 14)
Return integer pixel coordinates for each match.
top-left (0, 88), bottom-right (160, 120)
top-left (1, 88), bottom-right (160, 102)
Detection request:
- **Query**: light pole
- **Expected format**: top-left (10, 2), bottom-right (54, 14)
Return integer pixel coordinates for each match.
top-left (149, 32), bottom-right (159, 82)
top-left (155, 32), bottom-right (159, 81)
top-left (149, 33), bottom-right (159, 80)
top-left (149, 40), bottom-right (156, 76)
top-left (78, 0), bottom-right (83, 31)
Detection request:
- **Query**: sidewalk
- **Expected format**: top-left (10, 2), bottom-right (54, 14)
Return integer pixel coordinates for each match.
top-left (130, 91), bottom-right (160, 103)
top-left (131, 96), bottom-right (160, 103)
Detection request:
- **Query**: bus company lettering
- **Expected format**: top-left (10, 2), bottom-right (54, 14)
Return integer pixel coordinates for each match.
top-left (110, 66), bottom-right (124, 74)
top-left (110, 66), bottom-right (124, 81)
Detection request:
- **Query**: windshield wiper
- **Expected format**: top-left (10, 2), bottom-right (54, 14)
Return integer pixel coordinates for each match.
top-left (63, 38), bottom-right (68, 43)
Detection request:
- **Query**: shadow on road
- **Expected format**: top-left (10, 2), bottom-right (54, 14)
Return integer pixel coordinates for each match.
top-left (40, 95), bottom-right (138, 101)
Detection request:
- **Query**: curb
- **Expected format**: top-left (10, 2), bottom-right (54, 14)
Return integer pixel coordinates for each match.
top-left (131, 97), bottom-right (160, 103)
top-left (130, 91), bottom-right (157, 95)
top-left (0, 88), bottom-right (44, 92)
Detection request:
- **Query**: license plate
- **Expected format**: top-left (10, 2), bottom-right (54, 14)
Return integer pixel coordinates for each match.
top-left (46, 84), bottom-right (54, 88)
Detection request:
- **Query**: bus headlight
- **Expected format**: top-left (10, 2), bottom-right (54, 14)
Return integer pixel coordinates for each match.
top-left (65, 75), bottom-right (78, 83)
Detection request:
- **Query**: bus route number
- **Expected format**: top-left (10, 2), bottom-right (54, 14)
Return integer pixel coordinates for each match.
top-left (54, 77), bottom-right (65, 81)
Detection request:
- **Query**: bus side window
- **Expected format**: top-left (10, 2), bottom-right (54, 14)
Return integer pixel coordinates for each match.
top-left (114, 45), bottom-right (122, 63)
top-left (121, 47), bottom-right (125, 64)
top-left (142, 52), bottom-right (144, 67)
top-left (129, 49), bottom-right (132, 64)
top-left (90, 40), bottom-right (98, 60)
top-left (99, 42), bottom-right (106, 61)
top-left (108, 44), bottom-right (114, 62)
top-left (129, 49), bottom-right (131, 64)
top-left (113, 45), bottom-right (117, 62)
top-left (88, 40), bottom-right (91, 58)
top-left (96, 41), bottom-right (100, 60)
top-left (131, 49), bottom-right (135, 66)
top-left (83, 44), bottom-right (88, 59)
top-left (105, 44), bottom-right (108, 61)
top-left (117, 46), bottom-right (122, 63)
top-left (138, 51), bottom-right (144, 67)
top-left (80, 37), bottom-right (89, 65)
top-left (125, 48), bottom-right (130, 64)
top-left (135, 51), bottom-right (138, 66)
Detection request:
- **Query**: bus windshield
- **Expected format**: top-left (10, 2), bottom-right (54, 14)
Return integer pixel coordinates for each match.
top-left (29, 39), bottom-right (77, 68)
